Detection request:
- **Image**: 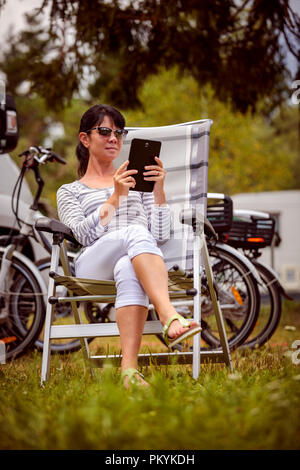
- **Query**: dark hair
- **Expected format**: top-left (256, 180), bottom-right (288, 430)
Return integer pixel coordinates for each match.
top-left (76, 104), bottom-right (126, 177)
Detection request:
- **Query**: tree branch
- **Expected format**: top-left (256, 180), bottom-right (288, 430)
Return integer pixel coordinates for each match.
top-left (229, 0), bottom-right (252, 22)
top-left (282, 27), bottom-right (299, 59)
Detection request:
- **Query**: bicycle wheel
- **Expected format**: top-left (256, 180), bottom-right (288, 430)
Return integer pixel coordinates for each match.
top-left (201, 244), bottom-right (260, 349)
top-left (149, 243), bottom-right (260, 351)
top-left (239, 260), bottom-right (282, 349)
top-left (0, 251), bottom-right (44, 360)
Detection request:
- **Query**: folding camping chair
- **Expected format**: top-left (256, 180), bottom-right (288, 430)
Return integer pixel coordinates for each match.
top-left (35, 120), bottom-right (233, 384)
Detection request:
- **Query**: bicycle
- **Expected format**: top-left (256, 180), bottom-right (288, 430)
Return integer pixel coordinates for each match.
top-left (206, 193), bottom-right (290, 349)
top-left (0, 145), bottom-right (71, 359)
top-left (0, 146), bottom-right (106, 356)
top-left (148, 194), bottom-right (261, 351)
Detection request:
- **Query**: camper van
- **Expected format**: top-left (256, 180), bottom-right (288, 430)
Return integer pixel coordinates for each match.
top-left (232, 190), bottom-right (300, 294)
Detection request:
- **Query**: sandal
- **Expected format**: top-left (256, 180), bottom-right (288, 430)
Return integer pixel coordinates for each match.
top-left (121, 368), bottom-right (149, 388)
top-left (162, 313), bottom-right (201, 348)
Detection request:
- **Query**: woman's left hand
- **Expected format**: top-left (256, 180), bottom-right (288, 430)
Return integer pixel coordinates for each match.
top-left (143, 157), bottom-right (166, 189)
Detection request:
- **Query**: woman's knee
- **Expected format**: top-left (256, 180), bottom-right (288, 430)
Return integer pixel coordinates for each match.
top-left (113, 255), bottom-right (148, 309)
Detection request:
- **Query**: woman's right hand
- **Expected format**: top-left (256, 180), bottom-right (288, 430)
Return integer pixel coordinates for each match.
top-left (113, 160), bottom-right (138, 198)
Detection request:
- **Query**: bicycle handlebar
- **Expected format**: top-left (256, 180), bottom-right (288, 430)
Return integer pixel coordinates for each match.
top-left (47, 151), bottom-right (67, 165)
top-left (19, 146), bottom-right (67, 165)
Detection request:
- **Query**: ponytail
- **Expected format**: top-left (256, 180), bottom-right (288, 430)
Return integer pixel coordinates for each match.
top-left (76, 141), bottom-right (89, 178)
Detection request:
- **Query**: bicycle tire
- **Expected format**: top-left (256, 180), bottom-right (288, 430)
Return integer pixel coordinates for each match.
top-left (149, 243), bottom-right (260, 351)
top-left (201, 244), bottom-right (260, 349)
top-left (0, 251), bottom-right (45, 361)
top-left (239, 260), bottom-right (282, 349)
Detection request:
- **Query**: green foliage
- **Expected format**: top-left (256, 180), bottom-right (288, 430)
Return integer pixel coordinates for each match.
top-left (125, 68), bottom-right (298, 195)
top-left (1, 1), bottom-right (299, 113)
top-left (0, 12), bottom-right (81, 110)
top-left (271, 105), bottom-right (300, 189)
top-left (9, 67), bottom-right (298, 210)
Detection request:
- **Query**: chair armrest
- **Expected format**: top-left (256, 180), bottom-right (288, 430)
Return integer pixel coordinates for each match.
top-left (35, 217), bottom-right (79, 245)
top-left (179, 208), bottom-right (218, 240)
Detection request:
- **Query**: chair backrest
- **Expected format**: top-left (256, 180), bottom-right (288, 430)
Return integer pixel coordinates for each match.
top-left (119, 120), bottom-right (213, 270)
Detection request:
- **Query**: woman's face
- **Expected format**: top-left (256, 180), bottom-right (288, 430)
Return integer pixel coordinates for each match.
top-left (80, 115), bottom-right (123, 163)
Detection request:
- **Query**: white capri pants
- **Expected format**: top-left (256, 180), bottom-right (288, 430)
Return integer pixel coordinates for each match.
top-left (75, 224), bottom-right (164, 309)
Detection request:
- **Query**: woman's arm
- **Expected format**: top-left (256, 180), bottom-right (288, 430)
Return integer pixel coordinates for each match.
top-left (57, 186), bottom-right (108, 246)
top-left (57, 161), bottom-right (138, 245)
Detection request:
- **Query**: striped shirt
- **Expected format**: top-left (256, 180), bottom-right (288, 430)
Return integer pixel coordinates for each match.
top-left (57, 180), bottom-right (172, 247)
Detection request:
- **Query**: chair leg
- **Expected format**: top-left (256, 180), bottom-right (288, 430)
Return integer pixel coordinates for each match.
top-left (192, 234), bottom-right (201, 379)
top-left (40, 297), bottom-right (54, 385)
top-left (41, 244), bottom-right (60, 385)
top-left (59, 241), bottom-right (94, 378)
top-left (200, 235), bottom-right (233, 372)
top-left (70, 299), bottom-right (95, 379)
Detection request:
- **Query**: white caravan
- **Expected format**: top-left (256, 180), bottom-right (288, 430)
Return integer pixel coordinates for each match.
top-left (231, 190), bottom-right (300, 294)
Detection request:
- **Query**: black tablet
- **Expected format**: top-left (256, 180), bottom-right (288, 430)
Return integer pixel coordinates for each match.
top-left (127, 138), bottom-right (162, 192)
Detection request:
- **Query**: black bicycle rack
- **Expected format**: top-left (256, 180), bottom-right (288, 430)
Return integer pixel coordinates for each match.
top-left (207, 194), bottom-right (276, 250)
top-left (226, 216), bottom-right (275, 250)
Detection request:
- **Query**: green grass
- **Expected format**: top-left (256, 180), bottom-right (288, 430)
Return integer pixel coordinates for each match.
top-left (0, 301), bottom-right (300, 450)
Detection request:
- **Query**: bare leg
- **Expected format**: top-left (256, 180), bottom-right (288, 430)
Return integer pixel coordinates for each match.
top-left (131, 253), bottom-right (198, 338)
top-left (116, 304), bottom-right (150, 387)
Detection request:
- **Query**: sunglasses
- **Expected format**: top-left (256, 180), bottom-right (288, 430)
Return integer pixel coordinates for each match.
top-left (86, 126), bottom-right (128, 139)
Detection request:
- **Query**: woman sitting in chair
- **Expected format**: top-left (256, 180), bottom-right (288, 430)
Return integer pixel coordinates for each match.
top-left (57, 104), bottom-right (201, 388)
